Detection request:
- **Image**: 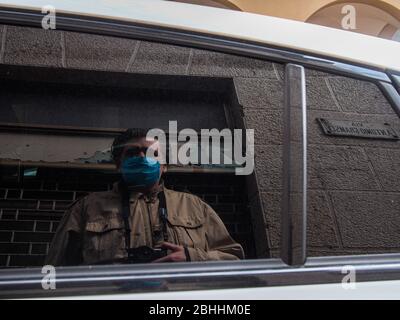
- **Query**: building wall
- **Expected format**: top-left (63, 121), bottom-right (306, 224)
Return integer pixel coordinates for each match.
top-left (0, 25), bottom-right (399, 262)
top-left (214, 0), bottom-right (400, 22)
top-left (174, 0), bottom-right (400, 40)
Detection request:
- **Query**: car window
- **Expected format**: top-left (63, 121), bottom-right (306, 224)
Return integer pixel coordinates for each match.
top-left (0, 25), bottom-right (399, 270)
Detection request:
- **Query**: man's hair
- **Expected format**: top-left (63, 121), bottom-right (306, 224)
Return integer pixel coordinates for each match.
top-left (111, 128), bottom-right (151, 162)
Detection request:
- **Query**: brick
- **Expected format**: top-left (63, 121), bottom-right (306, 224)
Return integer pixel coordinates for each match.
top-left (13, 231), bottom-right (54, 243)
top-left (234, 78), bottom-right (283, 109)
top-left (35, 221), bottom-right (51, 232)
top-left (42, 181), bottom-right (57, 190)
top-left (6, 189), bottom-right (21, 199)
top-left (31, 243), bottom-right (48, 255)
top-left (365, 148), bottom-right (400, 192)
top-left (20, 181), bottom-right (42, 189)
top-left (308, 145), bottom-right (381, 191)
top-left (1, 209), bottom-right (17, 220)
top-left (0, 243), bottom-right (29, 254)
top-left (9, 255), bottom-right (46, 267)
top-left (0, 220), bottom-right (34, 231)
top-left (306, 77), bottom-right (339, 111)
top-left (0, 255), bottom-right (8, 266)
top-left (129, 41), bottom-right (190, 75)
top-left (22, 190), bottom-right (73, 201)
top-left (254, 144), bottom-right (283, 191)
top-left (38, 201), bottom-right (54, 210)
top-left (54, 201), bottom-right (73, 211)
top-left (261, 191), bottom-right (339, 249)
top-left (0, 199), bottom-right (37, 210)
top-left (328, 77), bottom-right (395, 114)
top-left (18, 211), bottom-right (63, 221)
top-left (4, 25), bottom-right (62, 67)
top-left (58, 182), bottom-right (108, 192)
top-left (0, 231), bottom-right (12, 242)
top-left (65, 32), bottom-right (134, 71)
top-left (190, 49), bottom-right (276, 78)
top-left (330, 192), bottom-right (400, 247)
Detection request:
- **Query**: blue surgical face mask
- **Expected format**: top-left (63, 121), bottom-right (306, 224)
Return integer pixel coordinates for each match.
top-left (121, 156), bottom-right (161, 188)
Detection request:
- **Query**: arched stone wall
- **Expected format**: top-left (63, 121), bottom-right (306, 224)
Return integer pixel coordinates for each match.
top-left (220, 0), bottom-right (400, 22)
top-left (307, 2), bottom-right (400, 39)
top-left (185, 0), bottom-right (400, 40)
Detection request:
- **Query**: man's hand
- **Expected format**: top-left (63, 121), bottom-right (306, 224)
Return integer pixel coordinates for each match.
top-left (151, 242), bottom-right (188, 263)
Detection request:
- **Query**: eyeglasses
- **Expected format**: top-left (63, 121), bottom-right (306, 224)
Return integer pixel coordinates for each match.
top-left (122, 146), bottom-right (159, 158)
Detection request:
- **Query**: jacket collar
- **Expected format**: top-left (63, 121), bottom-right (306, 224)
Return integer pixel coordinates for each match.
top-left (112, 179), bottom-right (165, 203)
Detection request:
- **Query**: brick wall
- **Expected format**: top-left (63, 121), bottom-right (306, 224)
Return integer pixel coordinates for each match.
top-left (0, 24), bottom-right (399, 260)
top-left (0, 169), bottom-right (254, 267)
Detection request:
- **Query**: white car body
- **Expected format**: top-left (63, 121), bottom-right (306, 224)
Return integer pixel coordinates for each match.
top-left (0, 0), bottom-right (399, 300)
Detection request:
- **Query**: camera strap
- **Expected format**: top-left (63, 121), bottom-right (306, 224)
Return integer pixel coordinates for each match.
top-left (120, 182), bottom-right (132, 251)
top-left (119, 181), bottom-right (168, 251)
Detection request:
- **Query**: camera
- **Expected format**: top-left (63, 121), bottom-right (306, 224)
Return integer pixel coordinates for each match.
top-left (126, 246), bottom-right (168, 263)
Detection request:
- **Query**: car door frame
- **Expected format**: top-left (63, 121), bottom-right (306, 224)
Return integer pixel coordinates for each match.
top-left (0, 5), bottom-right (400, 299)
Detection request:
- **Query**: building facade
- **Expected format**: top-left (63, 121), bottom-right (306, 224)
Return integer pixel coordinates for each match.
top-left (173, 0), bottom-right (400, 41)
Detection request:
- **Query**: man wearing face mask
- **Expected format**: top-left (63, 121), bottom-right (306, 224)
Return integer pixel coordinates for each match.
top-left (46, 128), bottom-right (244, 266)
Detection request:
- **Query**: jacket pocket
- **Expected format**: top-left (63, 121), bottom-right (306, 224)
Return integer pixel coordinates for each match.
top-left (167, 218), bottom-right (205, 249)
top-left (84, 216), bottom-right (125, 262)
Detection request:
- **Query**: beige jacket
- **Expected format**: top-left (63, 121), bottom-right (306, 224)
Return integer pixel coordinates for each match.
top-left (46, 182), bottom-right (244, 265)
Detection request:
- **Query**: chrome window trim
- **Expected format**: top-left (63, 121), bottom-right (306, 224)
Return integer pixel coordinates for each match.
top-left (281, 64), bottom-right (308, 266)
top-left (1, 254), bottom-right (400, 299)
top-left (393, 75), bottom-right (400, 93)
top-left (387, 71), bottom-right (400, 95)
top-left (0, 7), bottom-right (393, 84)
top-left (0, 6), bottom-right (400, 298)
top-left (378, 81), bottom-right (400, 118)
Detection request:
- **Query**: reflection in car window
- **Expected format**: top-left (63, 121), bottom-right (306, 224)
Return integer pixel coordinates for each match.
top-left (0, 26), bottom-right (399, 269)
